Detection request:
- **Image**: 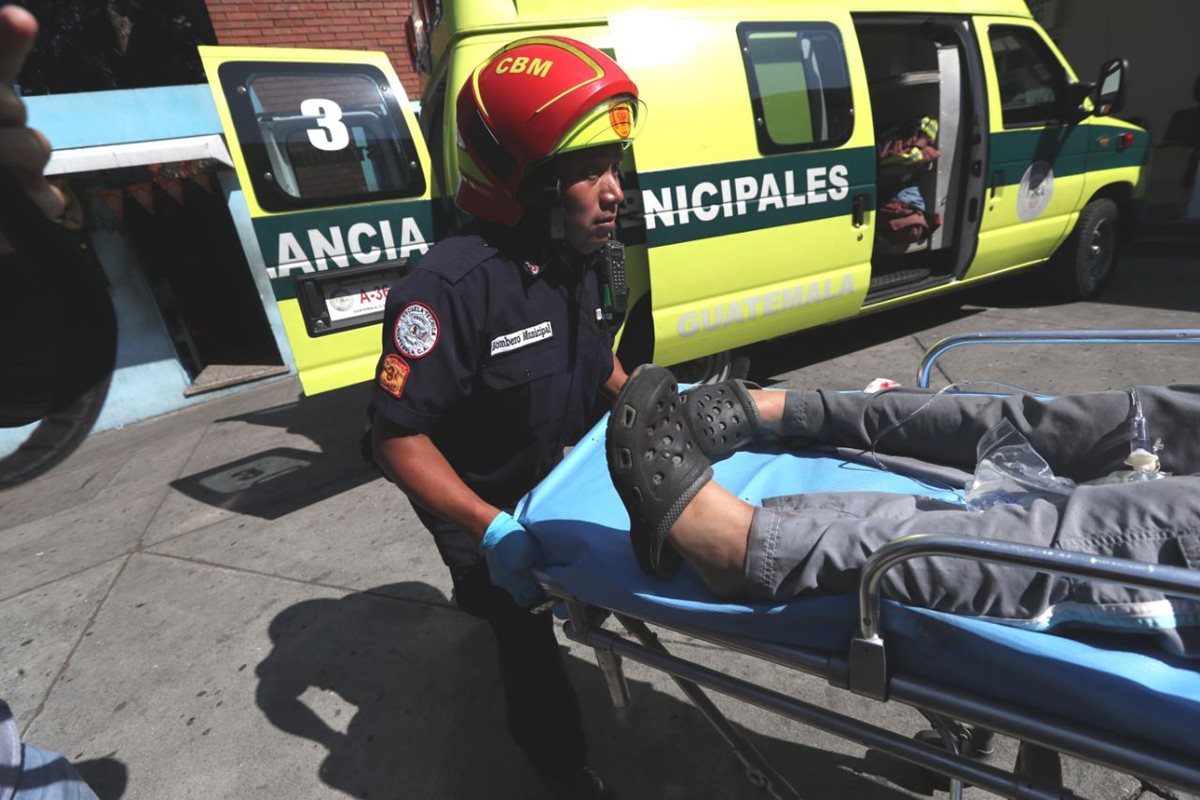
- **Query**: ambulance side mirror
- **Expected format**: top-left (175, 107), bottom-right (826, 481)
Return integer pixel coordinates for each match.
top-left (1062, 80), bottom-right (1095, 119)
top-left (1092, 58), bottom-right (1129, 116)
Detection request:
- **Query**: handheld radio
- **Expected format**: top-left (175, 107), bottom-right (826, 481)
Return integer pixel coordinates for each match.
top-left (599, 237), bottom-right (628, 328)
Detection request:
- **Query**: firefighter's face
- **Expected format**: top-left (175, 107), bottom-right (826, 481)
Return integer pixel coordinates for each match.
top-left (555, 144), bottom-right (624, 254)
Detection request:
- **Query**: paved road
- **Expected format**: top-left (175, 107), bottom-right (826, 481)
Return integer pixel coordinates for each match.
top-left (2, 240), bottom-right (1198, 800)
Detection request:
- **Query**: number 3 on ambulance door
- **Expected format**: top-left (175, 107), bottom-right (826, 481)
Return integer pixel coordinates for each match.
top-left (301, 98), bottom-right (350, 151)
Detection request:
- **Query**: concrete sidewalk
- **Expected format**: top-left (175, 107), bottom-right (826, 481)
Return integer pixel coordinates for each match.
top-left (4, 246), bottom-right (1200, 799)
top-left (7, 376), bottom-right (913, 800)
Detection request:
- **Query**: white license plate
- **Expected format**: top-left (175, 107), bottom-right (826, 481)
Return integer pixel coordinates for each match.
top-left (324, 280), bottom-right (391, 322)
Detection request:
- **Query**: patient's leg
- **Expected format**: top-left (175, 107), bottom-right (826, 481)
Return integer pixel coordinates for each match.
top-left (693, 378), bottom-right (1200, 480)
top-left (777, 385), bottom-right (1200, 481)
top-left (668, 474), bottom-right (1200, 638)
top-left (665, 481), bottom-right (754, 598)
top-left (656, 473), bottom-right (1071, 610)
top-left (611, 368), bottom-right (1200, 615)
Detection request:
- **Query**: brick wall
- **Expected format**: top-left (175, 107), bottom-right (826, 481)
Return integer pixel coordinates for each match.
top-left (205, 1), bottom-right (422, 99)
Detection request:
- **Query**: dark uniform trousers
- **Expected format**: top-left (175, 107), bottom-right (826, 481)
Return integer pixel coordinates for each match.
top-left (414, 505), bottom-right (586, 779)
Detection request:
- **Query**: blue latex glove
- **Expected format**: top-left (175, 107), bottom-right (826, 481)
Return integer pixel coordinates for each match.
top-left (480, 511), bottom-right (545, 608)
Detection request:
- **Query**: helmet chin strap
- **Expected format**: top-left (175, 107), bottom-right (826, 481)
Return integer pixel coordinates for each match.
top-left (532, 178), bottom-right (594, 278)
top-left (540, 179), bottom-right (567, 245)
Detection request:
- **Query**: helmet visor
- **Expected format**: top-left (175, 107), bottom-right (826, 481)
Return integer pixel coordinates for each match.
top-left (548, 96), bottom-right (647, 159)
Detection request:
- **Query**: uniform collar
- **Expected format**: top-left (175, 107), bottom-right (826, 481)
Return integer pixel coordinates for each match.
top-left (480, 221), bottom-right (592, 287)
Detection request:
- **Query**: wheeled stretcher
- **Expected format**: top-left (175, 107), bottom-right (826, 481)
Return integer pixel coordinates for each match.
top-left (520, 329), bottom-right (1200, 800)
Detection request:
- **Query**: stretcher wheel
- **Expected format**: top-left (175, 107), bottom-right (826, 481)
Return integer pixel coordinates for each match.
top-left (1049, 197), bottom-right (1119, 301)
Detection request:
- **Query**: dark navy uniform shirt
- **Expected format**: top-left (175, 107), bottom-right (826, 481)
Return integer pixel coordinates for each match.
top-left (369, 224), bottom-right (614, 509)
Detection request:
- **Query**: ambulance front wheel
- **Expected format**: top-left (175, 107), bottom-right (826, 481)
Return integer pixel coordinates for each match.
top-left (672, 350), bottom-right (750, 385)
top-left (1049, 198), bottom-right (1119, 301)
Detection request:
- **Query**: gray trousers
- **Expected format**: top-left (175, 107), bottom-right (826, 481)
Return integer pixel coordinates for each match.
top-left (743, 385), bottom-right (1200, 651)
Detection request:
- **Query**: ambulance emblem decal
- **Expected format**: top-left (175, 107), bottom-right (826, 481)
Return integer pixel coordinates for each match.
top-left (394, 302), bottom-right (440, 359)
top-left (1017, 161), bottom-right (1054, 222)
top-left (608, 101), bottom-right (633, 139)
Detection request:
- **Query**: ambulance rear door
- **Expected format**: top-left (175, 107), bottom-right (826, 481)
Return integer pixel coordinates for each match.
top-left (609, 10), bottom-right (874, 368)
top-left (199, 47), bottom-right (434, 395)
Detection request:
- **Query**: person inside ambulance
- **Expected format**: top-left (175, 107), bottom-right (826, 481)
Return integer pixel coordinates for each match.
top-left (369, 36), bottom-right (642, 799)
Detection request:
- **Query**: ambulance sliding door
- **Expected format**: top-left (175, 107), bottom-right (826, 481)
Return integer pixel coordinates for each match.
top-left (610, 11), bottom-right (874, 368)
top-left (199, 47), bottom-right (433, 395)
top-left (965, 18), bottom-right (1085, 281)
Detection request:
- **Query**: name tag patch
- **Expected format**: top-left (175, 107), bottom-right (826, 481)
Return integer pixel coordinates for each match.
top-left (490, 321), bottom-right (553, 356)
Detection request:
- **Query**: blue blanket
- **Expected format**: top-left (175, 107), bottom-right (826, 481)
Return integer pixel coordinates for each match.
top-left (517, 414), bottom-right (1200, 758)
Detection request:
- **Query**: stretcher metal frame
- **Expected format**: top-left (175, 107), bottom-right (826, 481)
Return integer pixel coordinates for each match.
top-left (538, 328), bottom-right (1200, 800)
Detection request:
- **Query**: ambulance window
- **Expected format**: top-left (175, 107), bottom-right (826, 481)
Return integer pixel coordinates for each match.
top-left (737, 22), bottom-right (853, 154)
top-left (218, 62), bottom-right (426, 212)
top-left (988, 26), bottom-right (1067, 128)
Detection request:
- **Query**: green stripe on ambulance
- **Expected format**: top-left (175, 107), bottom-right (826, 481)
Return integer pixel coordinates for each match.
top-left (637, 147), bottom-right (875, 247)
top-left (252, 200), bottom-right (436, 301)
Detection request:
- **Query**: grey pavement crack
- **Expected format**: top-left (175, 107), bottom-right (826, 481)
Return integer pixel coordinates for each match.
top-left (19, 421), bottom-right (209, 736)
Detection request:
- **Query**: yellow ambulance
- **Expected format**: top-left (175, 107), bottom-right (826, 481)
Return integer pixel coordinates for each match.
top-left (199, 0), bottom-right (1145, 393)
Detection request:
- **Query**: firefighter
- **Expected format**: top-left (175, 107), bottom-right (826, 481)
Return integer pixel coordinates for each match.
top-left (369, 36), bottom-right (642, 797)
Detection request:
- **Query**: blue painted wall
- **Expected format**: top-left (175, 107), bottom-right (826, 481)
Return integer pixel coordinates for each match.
top-left (26, 85), bottom-right (221, 148)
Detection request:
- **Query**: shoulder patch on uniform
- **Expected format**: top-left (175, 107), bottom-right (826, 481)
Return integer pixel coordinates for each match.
top-left (378, 354), bottom-right (411, 399)
top-left (394, 302), bottom-right (440, 359)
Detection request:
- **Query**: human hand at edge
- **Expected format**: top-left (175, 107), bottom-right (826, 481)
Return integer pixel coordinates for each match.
top-left (0, 4), bottom-right (64, 256)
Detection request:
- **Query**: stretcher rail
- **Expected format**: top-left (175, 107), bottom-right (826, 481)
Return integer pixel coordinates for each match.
top-left (856, 532), bottom-right (1200, 641)
top-left (558, 610), bottom-right (1087, 800)
top-left (542, 569), bottom-right (1200, 798)
top-left (529, 327), bottom-right (1200, 798)
top-left (915, 328), bottom-right (1200, 388)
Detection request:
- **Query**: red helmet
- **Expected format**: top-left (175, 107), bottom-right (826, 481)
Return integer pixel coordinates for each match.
top-left (454, 36), bottom-right (642, 225)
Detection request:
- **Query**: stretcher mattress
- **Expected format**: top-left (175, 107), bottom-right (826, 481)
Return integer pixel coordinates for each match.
top-left (516, 414), bottom-right (1200, 758)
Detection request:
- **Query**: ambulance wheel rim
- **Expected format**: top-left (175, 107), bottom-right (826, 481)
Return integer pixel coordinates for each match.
top-left (1086, 218), bottom-right (1115, 282)
top-left (672, 351), bottom-right (732, 385)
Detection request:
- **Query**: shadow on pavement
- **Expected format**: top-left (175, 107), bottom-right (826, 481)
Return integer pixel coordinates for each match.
top-left (256, 582), bottom-right (928, 799)
top-left (743, 295), bottom-right (986, 386)
top-left (960, 246), bottom-right (1200, 315)
top-left (168, 382), bottom-right (380, 521)
top-left (73, 757), bottom-right (129, 800)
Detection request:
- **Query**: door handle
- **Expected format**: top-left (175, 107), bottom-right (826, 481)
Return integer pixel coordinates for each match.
top-left (852, 193), bottom-right (867, 227)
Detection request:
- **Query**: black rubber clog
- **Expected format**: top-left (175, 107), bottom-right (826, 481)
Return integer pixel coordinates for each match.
top-left (684, 379), bottom-right (764, 461)
top-left (606, 365), bottom-right (713, 579)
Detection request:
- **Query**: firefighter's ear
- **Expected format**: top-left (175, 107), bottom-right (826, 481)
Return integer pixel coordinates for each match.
top-left (516, 163), bottom-right (556, 211)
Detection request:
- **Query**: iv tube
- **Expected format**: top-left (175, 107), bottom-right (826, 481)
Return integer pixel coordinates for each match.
top-left (1129, 388), bottom-right (1151, 455)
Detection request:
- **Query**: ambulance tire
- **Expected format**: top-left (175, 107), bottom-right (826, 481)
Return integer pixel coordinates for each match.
top-left (0, 375), bottom-right (111, 491)
top-left (1049, 198), bottom-right (1119, 301)
top-left (613, 295), bottom-right (750, 384)
top-left (673, 350), bottom-right (750, 385)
